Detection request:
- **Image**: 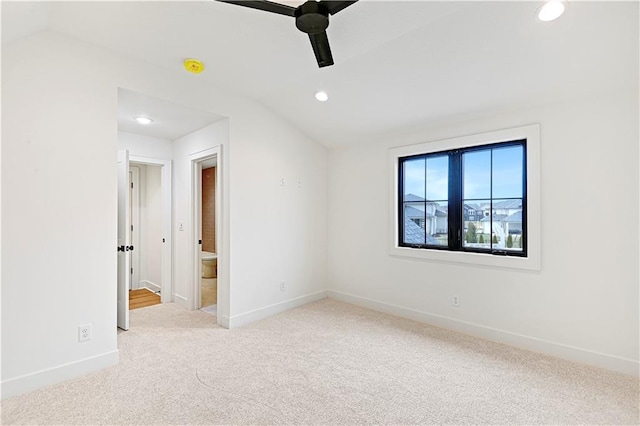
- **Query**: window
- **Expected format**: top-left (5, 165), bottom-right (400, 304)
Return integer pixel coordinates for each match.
top-left (390, 125), bottom-right (540, 270)
top-left (400, 140), bottom-right (525, 256)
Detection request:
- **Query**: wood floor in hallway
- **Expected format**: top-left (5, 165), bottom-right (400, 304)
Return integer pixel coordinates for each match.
top-left (129, 288), bottom-right (161, 310)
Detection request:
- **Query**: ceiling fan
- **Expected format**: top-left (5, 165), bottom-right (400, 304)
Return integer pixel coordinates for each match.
top-left (216, 0), bottom-right (359, 68)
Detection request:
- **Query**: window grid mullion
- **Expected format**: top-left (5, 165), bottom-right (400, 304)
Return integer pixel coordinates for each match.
top-left (449, 150), bottom-right (461, 251)
top-left (490, 148), bottom-right (494, 252)
top-left (423, 157), bottom-right (427, 246)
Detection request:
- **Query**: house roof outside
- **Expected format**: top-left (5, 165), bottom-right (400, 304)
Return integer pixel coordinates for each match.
top-left (481, 214), bottom-right (508, 222)
top-left (404, 194), bottom-right (447, 207)
top-left (404, 194), bottom-right (425, 202)
top-left (403, 217), bottom-right (439, 245)
top-left (505, 211), bottom-right (522, 223)
top-left (404, 206), bottom-right (424, 219)
top-left (493, 199), bottom-right (522, 209)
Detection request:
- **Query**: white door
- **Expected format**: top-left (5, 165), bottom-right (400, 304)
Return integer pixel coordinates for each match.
top-left (195, 161), bottom-right (203, 310)
top-left (117, 150), bottom-right (131, 330)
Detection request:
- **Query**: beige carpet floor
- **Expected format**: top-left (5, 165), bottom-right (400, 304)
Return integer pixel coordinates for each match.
top-left (1, 299), bottom-right (638, 425)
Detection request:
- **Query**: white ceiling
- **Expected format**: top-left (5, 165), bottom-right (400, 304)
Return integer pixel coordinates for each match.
top-left (2, 1), bottom-right (638, 146)
top-left (117, 88), bottom-right (225, 140)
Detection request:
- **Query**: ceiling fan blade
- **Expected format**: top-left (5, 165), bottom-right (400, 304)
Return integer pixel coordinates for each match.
top-left (308, 31), bottom-right (334, 68)
top-left (216, 0), bottom-right (296, 17)
top-left (319, 1), bottom-right (358, 15)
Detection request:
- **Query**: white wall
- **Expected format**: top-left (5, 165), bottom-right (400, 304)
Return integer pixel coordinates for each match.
top-left (2, 31), bottom-right (328, 397)
top-left (172, 121), bottom-right (228, 308)
top-left (130, 164), bottom-right (143, 289)
top-left (144, 165), bottom-right (163, 290)
top-left (226, 106), bottom-right (328, 327)
top-left (2, 32), bottom-right (119, 397)
top-left (327, 90), bottom-right (639, 375)
top-left (118, 131), bottom-right (172, 160)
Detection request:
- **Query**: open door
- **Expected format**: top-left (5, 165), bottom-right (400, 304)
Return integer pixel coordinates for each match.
top-left (117, 150), bottom-right (131, 330)
top-left (195, 161), bottom-right (203, 310)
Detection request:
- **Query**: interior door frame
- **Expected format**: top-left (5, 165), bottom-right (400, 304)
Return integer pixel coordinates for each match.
top-left (189, 146), bottom-right (223, 320)
top-left (130, 155), bottom-right (173, 304)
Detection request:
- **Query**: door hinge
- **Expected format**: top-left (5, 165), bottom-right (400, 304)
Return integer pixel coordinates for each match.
top-left (131, 225), bottom-right (133, 232)
top-left (131, 182), bottom-right (133, 189)
top-left (130, 267), bottom-right (133, 275)
top-left (199, 239), bottom-right (202, 245)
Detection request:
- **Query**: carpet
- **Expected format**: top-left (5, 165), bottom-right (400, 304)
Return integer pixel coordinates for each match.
top-left (1, 299), bottom-right (638, 425)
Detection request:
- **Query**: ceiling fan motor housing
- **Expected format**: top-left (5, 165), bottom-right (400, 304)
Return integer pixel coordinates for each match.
top-left (295, 1), bottom-right (330, 34)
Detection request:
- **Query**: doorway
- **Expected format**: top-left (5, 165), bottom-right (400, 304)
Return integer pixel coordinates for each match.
top-left (200, 161), bottom-right (218, 313)
top-left (117, 151), bottom-right (172, 330)
top-left (116, 87), bottom-right (228, 330)
top-left (190, 147), bottom-right (222, 316)
top-left (128, 162), bottom-right (163, 309)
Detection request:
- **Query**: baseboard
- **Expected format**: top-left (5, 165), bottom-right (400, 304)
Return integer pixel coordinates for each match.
top-left (328, 290), bottom-right (639, 377)
top-left (1, 350), bottom-right (119, 400)
top-left (173, 293), bottom-right (189, 309)
top-left (228, 290), bottom-right (328, 329)
top-left (141, 280), bottom-right (161, 293)
top-left (218, 315), bottom-right (230, 329)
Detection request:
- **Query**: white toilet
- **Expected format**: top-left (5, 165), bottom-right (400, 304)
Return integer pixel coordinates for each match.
top-left (201, 251), bottom-right (217, 278)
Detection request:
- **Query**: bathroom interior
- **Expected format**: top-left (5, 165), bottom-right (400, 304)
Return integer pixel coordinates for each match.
top-left (200, 164), bottom-right (217, 314)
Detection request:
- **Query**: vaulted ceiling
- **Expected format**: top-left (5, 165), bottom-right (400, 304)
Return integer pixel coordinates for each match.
top-left (2, 1), bottom-right (637, 146)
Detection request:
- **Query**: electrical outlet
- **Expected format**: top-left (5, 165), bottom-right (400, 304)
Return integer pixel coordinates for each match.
top-left (280, 281), bottom-right (286, 292)
top-left (78, 324), bottom-right (92, 342)
top-left (452, 295), bottom-right (460, 307)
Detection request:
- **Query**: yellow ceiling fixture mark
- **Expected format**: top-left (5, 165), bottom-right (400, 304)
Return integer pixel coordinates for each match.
top-left (184, 59), bottom-right (205, 74)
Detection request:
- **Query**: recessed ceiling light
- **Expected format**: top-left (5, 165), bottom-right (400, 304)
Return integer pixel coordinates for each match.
top-left (537, 0), bottom-right (566, 22)
top-left (315, 91), bottom-right (329, 102)
top-left (134, 116), bottom-right (153, 125)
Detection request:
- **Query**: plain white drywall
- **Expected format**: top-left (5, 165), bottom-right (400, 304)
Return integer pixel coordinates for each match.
top-left (144, 165), bottom-right (163, 289)
top-left (2, 31), bottom-right (328, 397)
top-left (117, 131), bottom-right (172, 160)
top-left (327, 90), bottom-right (639, 372)
top-left (2, 33), bottom-right (119, 394)
top-left (130, 164), bottom-right (143, 289)
top-left (226, 107), bottom-right (328, 323)
top-left (172, 122), bottom-right (228, 307)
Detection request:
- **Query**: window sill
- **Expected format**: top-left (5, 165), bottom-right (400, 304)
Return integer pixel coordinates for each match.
top-left (389, 245), bottom-right (540, 270)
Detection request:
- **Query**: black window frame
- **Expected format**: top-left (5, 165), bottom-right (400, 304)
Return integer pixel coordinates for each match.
top-left (398, 139), bottom-right (527, 257)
